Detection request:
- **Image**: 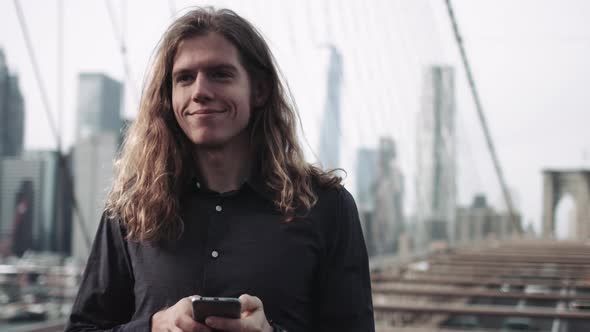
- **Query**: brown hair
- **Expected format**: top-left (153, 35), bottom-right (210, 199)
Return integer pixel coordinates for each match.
top-left (105, 7), bottom-right (341, 242)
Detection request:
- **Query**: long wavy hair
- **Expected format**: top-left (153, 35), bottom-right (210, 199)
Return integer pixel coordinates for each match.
top-left (105, 7), bottom-right (341, 242)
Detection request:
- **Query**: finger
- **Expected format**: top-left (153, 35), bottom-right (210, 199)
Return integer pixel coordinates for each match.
top-left (239, 294), bottom-right (263, 313)
top-left (195, 323), bottom-right (213, 332)
top-left (193, 320), bottom-right (212, 332)
top-left (205, 316), bottom-right (242, 331)
top-left (181, 295), bottom-right (201, 318)
top-left (175, 314), bottom-right (197, 331)
top-left (176, 313), bottom-right (211, 332)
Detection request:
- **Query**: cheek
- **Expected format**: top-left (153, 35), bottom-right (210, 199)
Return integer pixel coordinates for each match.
top-left (238, 91), bottom-right (254, 120)
top-left (237, 104), bottom-right (252, 125)
top-left (171, 90), bottom-right (186, 122)
top-left (171, 106), bottom-right (183, 129)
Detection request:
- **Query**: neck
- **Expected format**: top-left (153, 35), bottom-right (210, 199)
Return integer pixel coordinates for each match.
top-left (194, 134), bottom-right (252, 193)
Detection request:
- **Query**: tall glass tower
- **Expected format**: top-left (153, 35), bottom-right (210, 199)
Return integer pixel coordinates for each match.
top-left (318, 46), bottom-right (343, 170)
top-left (72, 73), bottom-right (123, 261)
top-left (416, 66), bottom-right (456, 248)
top-left (76, 73), bottom-right (123, 141)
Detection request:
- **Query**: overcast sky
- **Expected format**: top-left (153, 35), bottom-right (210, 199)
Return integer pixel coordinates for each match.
top-left (1, 0), bottom-right (589, 236)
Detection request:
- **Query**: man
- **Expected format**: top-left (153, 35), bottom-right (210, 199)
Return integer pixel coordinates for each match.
top-left (66, 7), bottom-right (374, 332)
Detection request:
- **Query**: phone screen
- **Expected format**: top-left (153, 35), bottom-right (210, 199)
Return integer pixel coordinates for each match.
top-left (192, 297), bottom-right (241, 323)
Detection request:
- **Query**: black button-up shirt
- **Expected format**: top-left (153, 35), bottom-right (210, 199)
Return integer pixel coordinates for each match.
top-left (65, 179), bottom-right (375, 332)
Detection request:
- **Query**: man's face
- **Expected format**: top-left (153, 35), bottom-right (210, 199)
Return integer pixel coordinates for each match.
top-left (171, 32), bottom-right (253, 148)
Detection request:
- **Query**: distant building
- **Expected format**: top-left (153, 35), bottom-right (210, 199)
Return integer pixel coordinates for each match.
top-left (318, 46), bottom-right (343, 170)
top-left (455, 194), bottom-right (517, 244)
top-left (11, 180), bottom-right (34, 257)
top-left (0, 151), bottom-right (62, 254)
top-left (76, 73), bottom-right (123, 142)
top-left (356, 149), bottom-right (378, 211)
top-left (52, 152), bottom-right (73, 255)
top-left (373, 137), bottom-right (405, 255)
top-left (71, 132), bottom-right (119, 262)
top-left (356, 138), bottom-right (405, 257)
top-left (0, 158), bottom-right (42, 247)
top-left (71, 73), bottom-right (123, 261)
top-left (356, 148), bottom-right (378, 255)
top-left (416, 66), bottom-right (456, 249)
top-left (0, 49), bottom-right (25, 157)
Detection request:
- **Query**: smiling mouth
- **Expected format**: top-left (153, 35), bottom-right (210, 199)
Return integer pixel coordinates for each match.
top-left (187, 109), bottom-right (226, 116)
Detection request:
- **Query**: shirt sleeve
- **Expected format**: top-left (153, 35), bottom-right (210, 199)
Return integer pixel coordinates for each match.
top-left (315, 187), bottom-right (375, 331)
top-left (65, 214), bottom-right (150, 332)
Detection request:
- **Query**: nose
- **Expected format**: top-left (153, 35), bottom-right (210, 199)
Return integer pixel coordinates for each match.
top-left (191, 74), bottom-right (214, 103)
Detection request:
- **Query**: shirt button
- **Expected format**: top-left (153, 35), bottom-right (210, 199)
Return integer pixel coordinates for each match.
top-left (215, 205), bottom-right (222, 212)
top-left (211, 250), bottom-right (219, 258)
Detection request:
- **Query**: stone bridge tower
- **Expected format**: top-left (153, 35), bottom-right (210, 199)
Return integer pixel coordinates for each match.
top-left (542, 170), bottom-right (590, 239)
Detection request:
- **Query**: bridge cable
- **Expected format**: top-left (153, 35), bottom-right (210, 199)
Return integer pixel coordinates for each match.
top-left (444, 0), bottom-right (522, 234)
top-left (13, 0), bottom-right (93, 249)
top-left (103, 0), bottom-right (140, 104)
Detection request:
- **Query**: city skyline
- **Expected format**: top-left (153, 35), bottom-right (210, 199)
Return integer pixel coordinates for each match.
top-left (1, 0), bottom-right (589, 235)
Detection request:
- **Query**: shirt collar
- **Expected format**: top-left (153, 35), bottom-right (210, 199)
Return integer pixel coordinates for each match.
top-left (186, 165), bottom-right (275, 202)
top-left (245, 169), bottom-right (275, 202)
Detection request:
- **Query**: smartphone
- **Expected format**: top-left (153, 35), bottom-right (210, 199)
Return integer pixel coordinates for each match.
top-left (192, 296), bottom-right (241, 323)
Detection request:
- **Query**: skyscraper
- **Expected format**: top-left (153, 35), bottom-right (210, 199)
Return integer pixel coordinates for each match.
top-left (356, 148), bottom-right (378, 255)
top-left (11, 180), bottom-right (34, 257)
top-left (0, 155), bottom-right (44, 251)
top-left (71, 132), bottom-right (119, 262)
top-left (72, 73), bottom-right (123, 262)
top-left (76, 73), bottom-right (123, 141)
top-left (318, 46), bottom-right (343, 170)
top-left (0, 49), bottom-right (25, 157)
top-left (0, 151), bottom-right (65, 252)
top-left (356, 148), bottom-right (379, 212)
top-left (373, 137), bottom-right (405, 255)
top-left (416, 66), bottom-right (456, 248)
top-left (355, 137), bottom-right (405, 257)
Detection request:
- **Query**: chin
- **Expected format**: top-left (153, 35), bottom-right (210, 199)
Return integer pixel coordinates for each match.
top-left (189, 135), bottom-right (228, 149)
top-left (195, 141), bottom-right (227, 150)
top-left (185, 128), bottom-right (249, 150)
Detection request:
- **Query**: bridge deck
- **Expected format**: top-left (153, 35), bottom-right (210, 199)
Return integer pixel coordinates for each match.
top-left (372, 240), bottom-right (590, 331)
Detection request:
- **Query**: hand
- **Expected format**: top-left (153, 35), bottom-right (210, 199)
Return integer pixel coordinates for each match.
top-left (152, 296), bottom-right (212, 332)
top-left (204, 294), bottom-right (273, 332)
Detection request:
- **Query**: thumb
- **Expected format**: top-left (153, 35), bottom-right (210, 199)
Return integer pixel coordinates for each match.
top-left (180, 295), bottom-right (200, 317)
top-left (239, 294), bottom-right (263, 313)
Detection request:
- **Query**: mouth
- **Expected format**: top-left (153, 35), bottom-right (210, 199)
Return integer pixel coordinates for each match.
top-left (186, 109), bottom-right (227, 116)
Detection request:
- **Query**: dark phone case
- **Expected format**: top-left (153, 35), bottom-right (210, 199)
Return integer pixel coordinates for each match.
top-left (192, 297), bottom-right (241, 323)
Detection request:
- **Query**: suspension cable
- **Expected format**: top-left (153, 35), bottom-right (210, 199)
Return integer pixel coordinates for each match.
top-left (444, 0), bottom-right (522, 234)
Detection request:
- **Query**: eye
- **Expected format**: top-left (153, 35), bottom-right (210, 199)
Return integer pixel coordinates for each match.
top-left (210, 70), bottom-right (233, 80)
top-left (176, 73), bottom-right (194, 84)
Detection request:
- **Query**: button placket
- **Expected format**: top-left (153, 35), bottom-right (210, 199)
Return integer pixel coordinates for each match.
top-left (208, 198), bottom-right (224, 261)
